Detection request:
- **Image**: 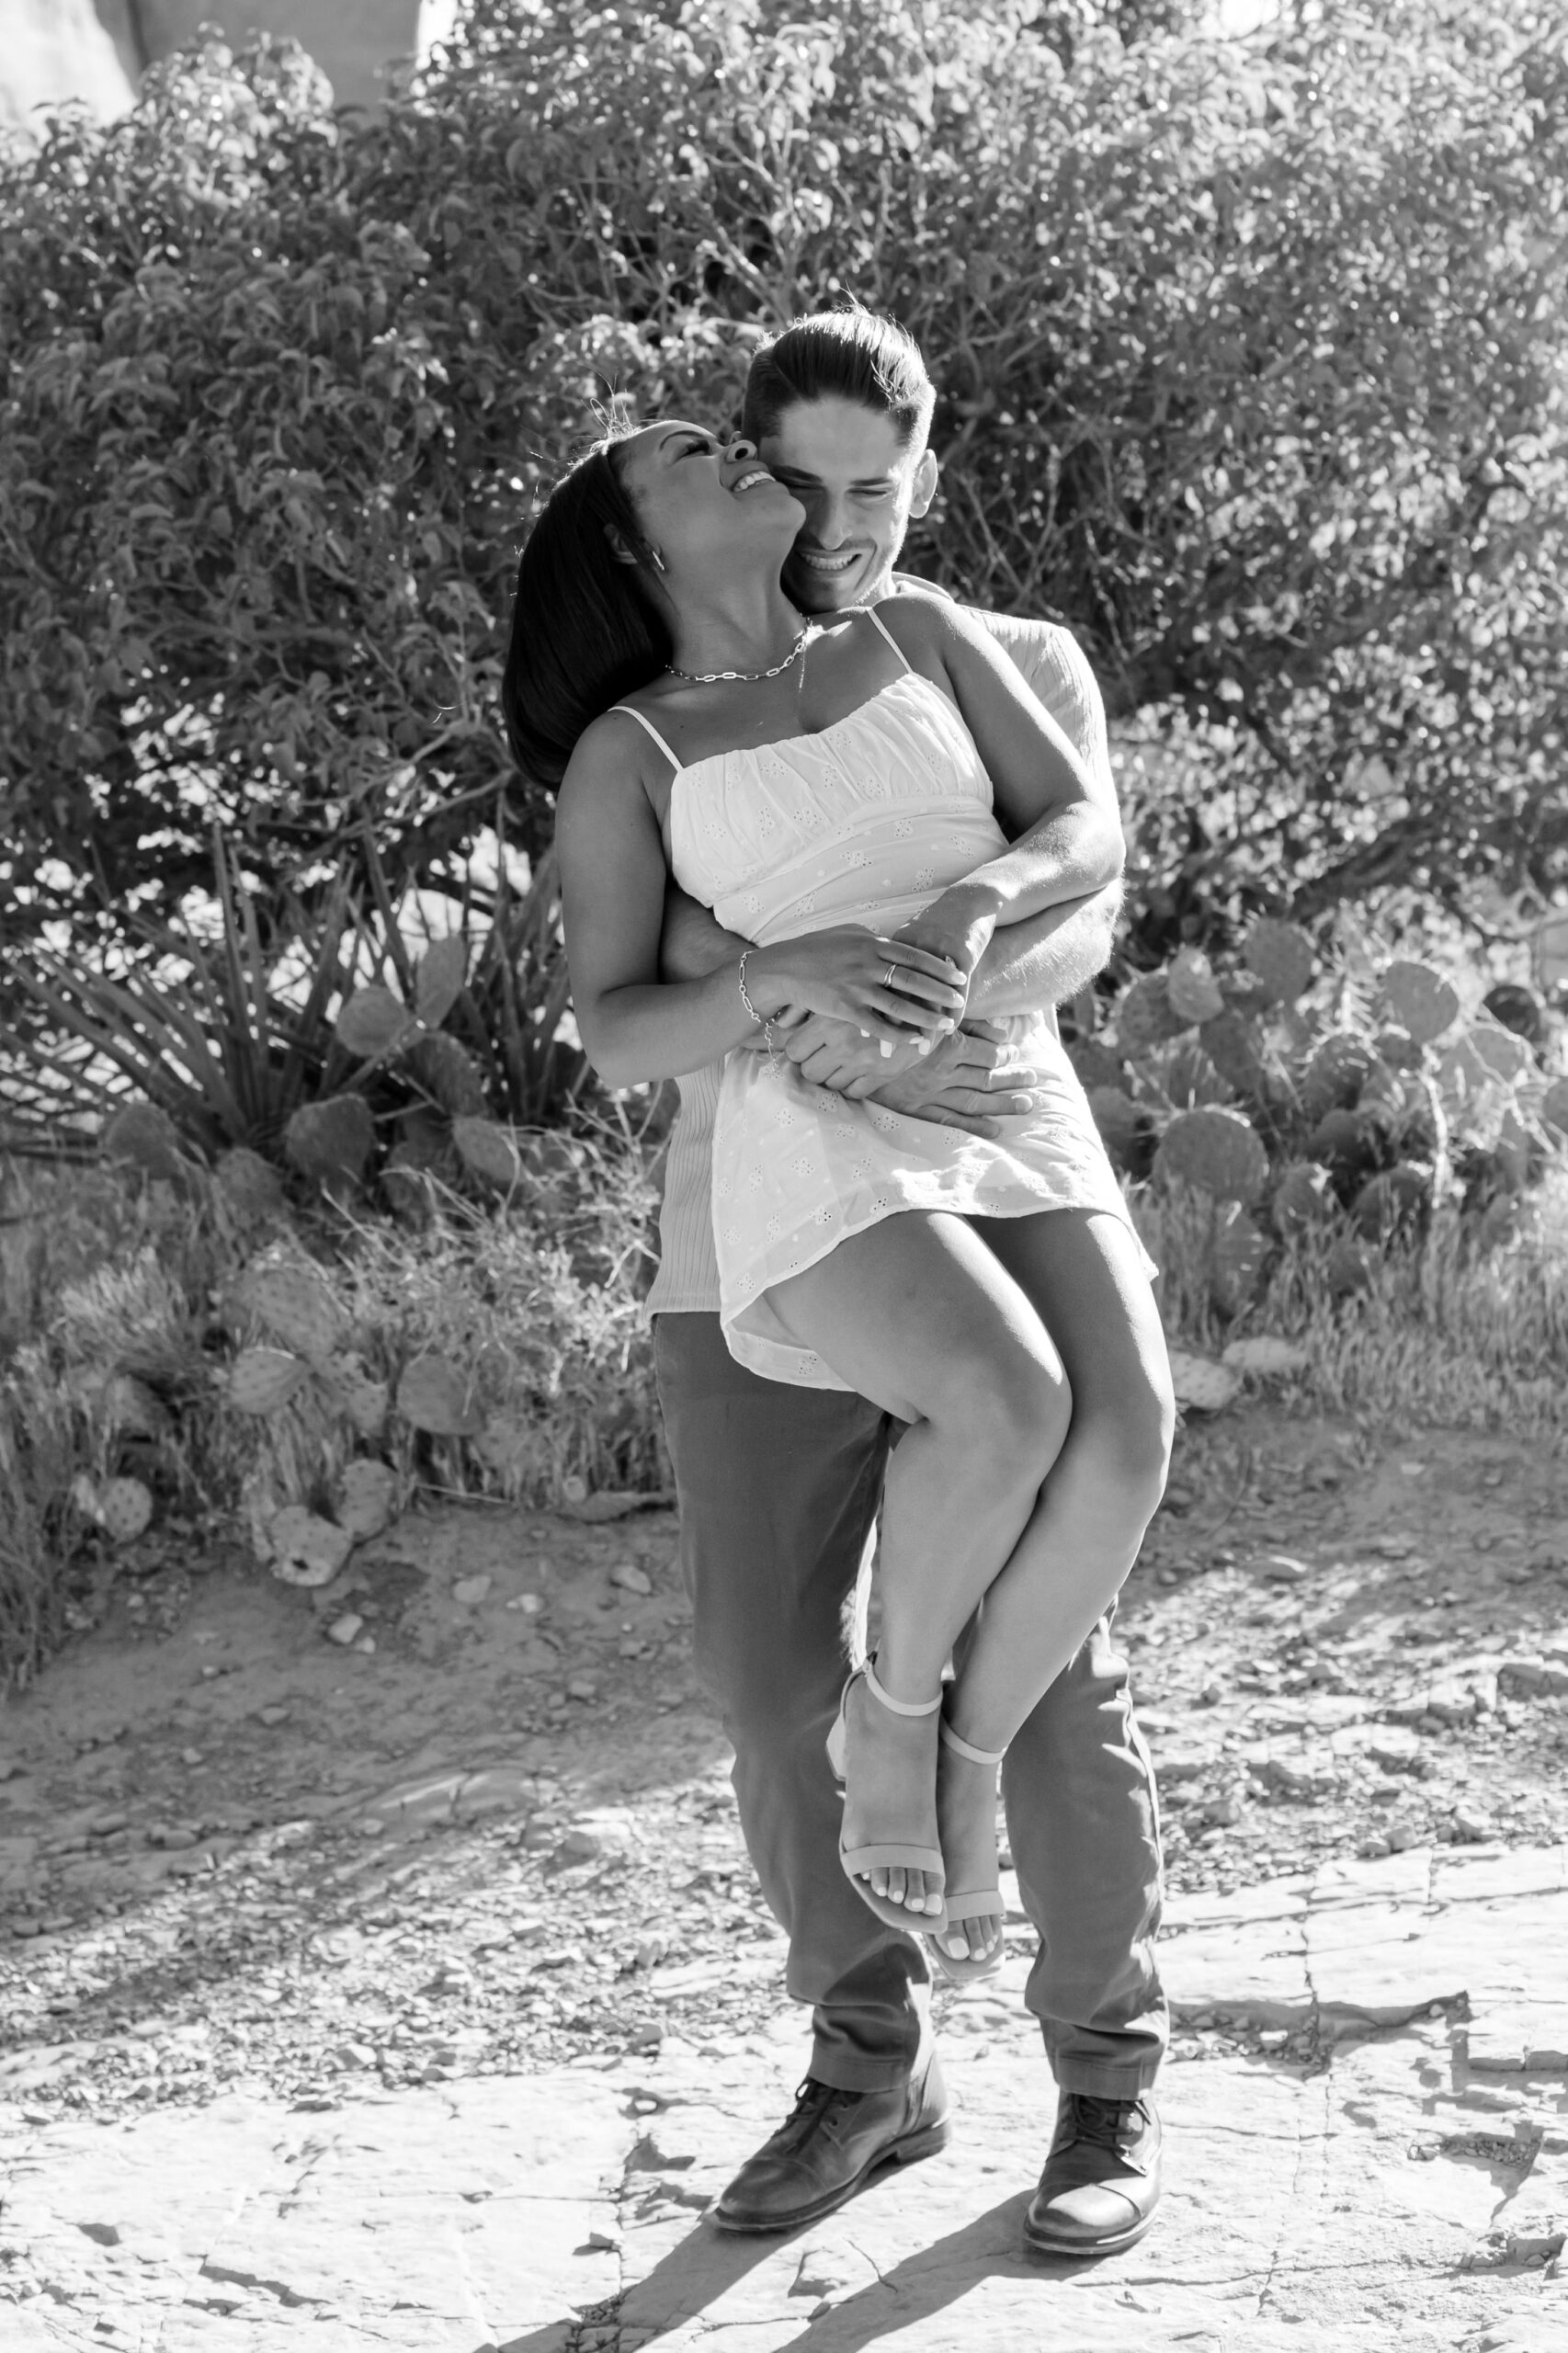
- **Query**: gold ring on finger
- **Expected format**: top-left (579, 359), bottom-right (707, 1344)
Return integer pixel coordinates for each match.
top-left (882, 961), bottom-right (898, 988)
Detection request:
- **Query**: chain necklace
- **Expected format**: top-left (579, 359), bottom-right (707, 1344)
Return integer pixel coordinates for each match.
top-left (666, 619), bottom-right (810, 686)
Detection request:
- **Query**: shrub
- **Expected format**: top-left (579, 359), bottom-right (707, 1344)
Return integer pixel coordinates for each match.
top-left (2, 0), bottom-right (1565, 975)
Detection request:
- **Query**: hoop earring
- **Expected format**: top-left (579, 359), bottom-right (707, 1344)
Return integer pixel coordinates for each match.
top-left (649, 548), bottom-right (667, 574)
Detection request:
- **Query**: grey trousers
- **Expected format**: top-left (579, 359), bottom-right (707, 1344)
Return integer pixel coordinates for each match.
top-left (654, 1312), bottom-right (1167, 2100)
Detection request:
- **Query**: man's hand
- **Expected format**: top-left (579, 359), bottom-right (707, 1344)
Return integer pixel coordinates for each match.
top-left (778, 1015), bottom-right (1044, 1138)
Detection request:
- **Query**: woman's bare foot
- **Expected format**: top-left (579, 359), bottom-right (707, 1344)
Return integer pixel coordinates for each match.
top-left (933, 1729), bottom-right (1006, 1966)
top-left (838, 1667), bottom-right (945, 1918)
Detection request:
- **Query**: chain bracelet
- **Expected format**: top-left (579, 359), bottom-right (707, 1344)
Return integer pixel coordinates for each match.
top-left (737, 949), bottom-right (765, 1027)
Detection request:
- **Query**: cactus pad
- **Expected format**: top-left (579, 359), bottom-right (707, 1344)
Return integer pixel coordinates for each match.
top-left (1380, 961), bottom-right (1460, 1045)
top-left (335, 1366), bottom-right (390, 1438)
top-left (1541, 1077), bottom-right (1568, 1137)
top-left (267, 1506), bottom-right (354, 1588)
top-left (243, 1264), bottom-right (343, 1363)
top-left (285, 1094), bottom-right (376, 1188)
top-left (415, 936), bottom-right (470, 1029)
top-left (102, 1101), bottom-right (186, 1178)
top-left (1351, 1164), bottom-right (1431, 1242)
top-left (1167, 1350), bottom-right (1242, 1413)
top-left (1068, 1040), bottom-right (1128, 1093)
top-left (215, 1148), bottom-right (285, 1220)
top-left (1166, 948), bottom-right (1226, 1026)
top-left (1211, 1208), bottom-right (1270, 1315)
top-left (1244, 918), bottom-right (1315, 1004)
top-left (1153, 1107), bottom-right (1269, 1201)
top-left (337, 1459), bottom-right (398, 1540)
top-left (1086, 1087), bottom-right (1143, 1171)
top-left (1221, 1335), bottom-right (1310, 1376)
top-left (1199, 1009), bottom-right (1269, 1098)
top-left (1301, 1034), bottom-right (1380, 1121)
top-left (1271, 1162), bottom-right (1334, 1238)
top-left (335, 983), bottom-right (415, 1060)
top-left (406, 1032), bottom-right (487, 1119)
top-left (397, 1355), bottom-right (484, 1437)
top-left (1469, 1023), bottom-right (1533, 1083)
top-left (228, 1347), bottom-right (308, 1415)
top-left (1115, 972), bottom-right (1188, 1053)
top-left (1325, 1238), bottom-right (1377, 1297)
top-left (452, 1116), bottom-right (526, 1188)
top-left (1306, 1107), bottom-right (1370, 1172)
top-left (99, 1476), bottom-right (153, 1542)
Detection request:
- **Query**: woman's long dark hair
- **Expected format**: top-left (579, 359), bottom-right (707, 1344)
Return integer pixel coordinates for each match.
top-left (502, 438), bottom-right (672, 790)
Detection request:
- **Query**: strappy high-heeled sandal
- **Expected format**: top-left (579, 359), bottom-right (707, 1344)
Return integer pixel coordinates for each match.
top-left (926, 1719), bottom-right (1007, 1986)
top-left (825, 1659), bottom-right (947, 1935)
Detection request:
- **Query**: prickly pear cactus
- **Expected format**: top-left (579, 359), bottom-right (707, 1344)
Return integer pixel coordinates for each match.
top-left (1380, 961), bottom-right (1460, 1046)
top-left (451, 1116), bottom-right (525, 1188)
top-left (1210, 1207), bottom-right (1270, 1315)
top-left (406, 1033), bottom-right (487, 1120)
top-left (1271, 1161), bottom-right (1334, 1238)
top-left (1301, 1035), bottom-right (1381, 1124)
top-left (1153, 1108), bottom-right (1269, 1202)
top-left (335, 983), bottom-right (415, 1060)
top-left (1116, 972), bottom-right (1190, 1055)
top-left (267, 1506), bottom-right (354, 1587)
top-left (1350, 1164), bottom-right (1431, 1242)
top-left (102, 1102), bottom-right (186, 1179)
top-left (98, 1475), bottom-right (153, 1541)
top-left (336, 1459), bottom-right (398, 1540)
top-left (1166, 947), bottom-right (1225, 1026)
top-left (1167, 1350), bottom-right (1242, 1412)
top-left (215, 1148), bottom-right (286, 1221)
top-left (228, 1347), bottom-right (308, 1415)
top-left (1243, 919), bottom-right (1315, 1005)
top-left (285, 1094), bottom-right (376, 1188)
top-left (397, 1354), bottom-right (484, 1438)
top-left (242, 1264), bottom-right (343, 1364)
top-left (415, 936), bottom-right (469, 1029)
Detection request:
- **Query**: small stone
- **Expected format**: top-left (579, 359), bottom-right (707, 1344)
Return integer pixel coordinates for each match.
top-left (179, 1749), bottom-right (203, 1767)
top-left (566, 1677), bottom-right (598, 1702)
top-left (506, 1593), bottom-right (543, 1615)
top-left (88, 1813), bottom-right (129, 1837)
top-left (551, 1828), bottom-right (602, 1866)
top-left (326, 1614), bottom-right (364, 1646)
top-left (257, 1706), bottom-right (290, 1727)
top-left (1451, 1806), bottom-right (1494, 1842)
top-left (453, 1576), bottom-right (493, 1606)
top-left (1385, 1822), bottom-right (1424, 1851)
top-left (610, 1563), bottom-right (653, 1597)
top-left (583, 2230), bottom-right (619, 2252)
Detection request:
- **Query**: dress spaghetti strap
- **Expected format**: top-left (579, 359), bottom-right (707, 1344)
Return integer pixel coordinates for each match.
top-left (608, 703), bottom-right (682, 772)
top-left (858, 604), bottom-right (913, 673)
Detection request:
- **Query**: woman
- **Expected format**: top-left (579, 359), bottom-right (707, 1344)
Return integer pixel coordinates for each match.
top-left (504, 426), bottom-right (1173, 1980)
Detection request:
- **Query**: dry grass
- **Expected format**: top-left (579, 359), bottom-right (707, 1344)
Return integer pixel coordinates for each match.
top-left (1133, 1171), bottom-right (1568, 1435)
top-left (0, 1132), bottom-right (665, 1685)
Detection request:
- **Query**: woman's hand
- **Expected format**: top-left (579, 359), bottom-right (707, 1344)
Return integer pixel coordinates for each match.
top-left (894, 885), bottom-right (1001, 1020)
top-left (747, 928), bottom-right (965, 1052)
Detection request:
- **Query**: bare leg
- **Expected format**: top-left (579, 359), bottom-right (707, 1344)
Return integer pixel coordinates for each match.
top-left (935, 1211), bottom-right (1173, 1963)
top-left (767, 1210), bottom-right (1074, 1923)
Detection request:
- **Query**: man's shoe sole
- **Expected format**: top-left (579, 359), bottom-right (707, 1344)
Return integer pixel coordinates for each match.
top-left (1023, 2200), bottom-right (1159, 2261)
top-left (711, 2115), bottom-right (951, 2234)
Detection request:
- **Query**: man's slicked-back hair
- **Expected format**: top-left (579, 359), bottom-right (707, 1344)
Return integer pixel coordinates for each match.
top-left (501, 436), bottom-right (671, 790)
top-left (741, 304), bottom-right (937, 452)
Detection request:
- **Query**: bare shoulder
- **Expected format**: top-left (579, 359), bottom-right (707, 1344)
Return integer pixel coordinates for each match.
top-left (561, 706), bottom-right (671, 806)
top-left (872, 589), bottom-right (996, 672)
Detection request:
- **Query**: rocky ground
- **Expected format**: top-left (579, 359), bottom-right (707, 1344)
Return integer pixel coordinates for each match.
top-left (1, 1401), bottom-right (1566, 2346)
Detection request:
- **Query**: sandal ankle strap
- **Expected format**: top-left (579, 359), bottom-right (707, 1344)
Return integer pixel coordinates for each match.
top-left (862, 1659), bottom-right (944, 1718)
top-left (940, 1717), bottom-right (1007, 1767)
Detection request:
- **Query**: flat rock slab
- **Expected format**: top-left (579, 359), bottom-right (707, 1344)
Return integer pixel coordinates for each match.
top-left (5, 1850), bottom-right (1568, 2352)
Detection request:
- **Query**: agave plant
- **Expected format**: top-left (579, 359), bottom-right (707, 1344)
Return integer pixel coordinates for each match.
top-left (6, 834), bottom-right (352, 1160)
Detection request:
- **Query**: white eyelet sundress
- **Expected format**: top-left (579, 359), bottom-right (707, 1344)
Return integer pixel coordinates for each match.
top-left (613, 609), bottom-right (1153, 1389)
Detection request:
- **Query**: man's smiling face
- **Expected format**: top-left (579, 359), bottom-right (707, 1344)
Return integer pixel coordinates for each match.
top-left (758, 395), bottom-right (938, 614)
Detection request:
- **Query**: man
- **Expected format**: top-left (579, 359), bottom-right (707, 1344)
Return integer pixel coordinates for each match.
top-left (651, 308), bottom-right (1165, 2258)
